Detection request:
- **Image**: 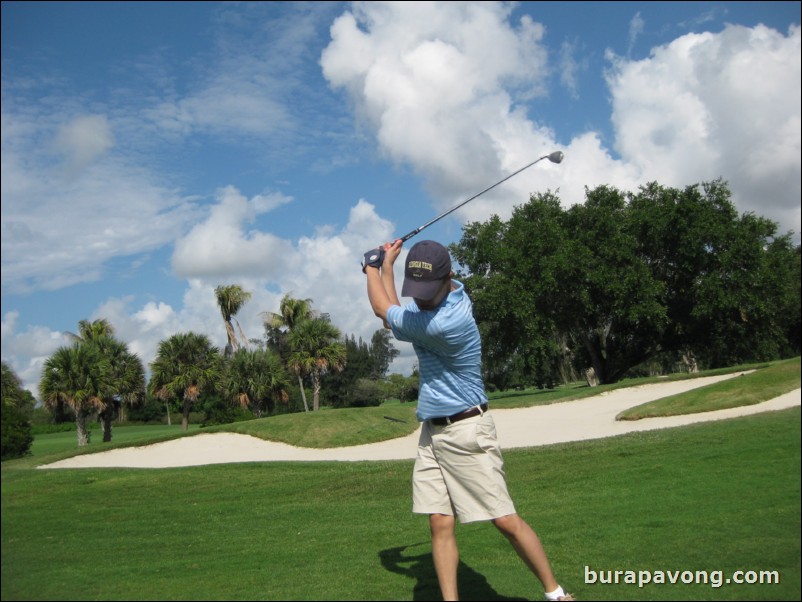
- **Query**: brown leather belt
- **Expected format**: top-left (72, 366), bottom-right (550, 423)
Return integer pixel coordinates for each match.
top-left (430, 403), bottom-right (488, 426)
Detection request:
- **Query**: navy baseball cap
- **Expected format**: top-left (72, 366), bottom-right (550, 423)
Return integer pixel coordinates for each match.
top-left (401, 240), bottom-right (452, 300)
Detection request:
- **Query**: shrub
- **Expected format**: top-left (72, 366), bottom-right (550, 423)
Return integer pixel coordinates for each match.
top-left (1, 401), bottom-right (34, 461)
top-left (349, 378), bottom-right (383, 407)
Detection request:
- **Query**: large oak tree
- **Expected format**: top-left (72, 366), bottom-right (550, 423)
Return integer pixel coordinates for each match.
top-left (452, 180), bottom-right (799, 386)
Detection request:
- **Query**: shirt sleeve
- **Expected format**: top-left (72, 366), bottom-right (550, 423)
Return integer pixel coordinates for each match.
top-left (387, 303), bottom-right (447, 354)
top-left (386, 304), bottom-right (414, 342)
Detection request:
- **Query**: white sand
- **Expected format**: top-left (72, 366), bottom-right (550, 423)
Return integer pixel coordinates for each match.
top-left (39, 372), bottom-right (800, 469)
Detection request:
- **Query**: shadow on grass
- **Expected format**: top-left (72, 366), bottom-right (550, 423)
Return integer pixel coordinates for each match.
top-left (380, 543), bottom-right (528, 601)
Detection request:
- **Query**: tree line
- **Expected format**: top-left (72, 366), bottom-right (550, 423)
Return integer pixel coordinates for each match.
top-left (1, 291), bottom-right (408, 455)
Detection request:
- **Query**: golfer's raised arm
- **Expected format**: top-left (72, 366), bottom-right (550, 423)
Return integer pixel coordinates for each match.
top-left (381, 240), bottom-right (402, 306)
top-left (365, 240), bottom-right (402, 325)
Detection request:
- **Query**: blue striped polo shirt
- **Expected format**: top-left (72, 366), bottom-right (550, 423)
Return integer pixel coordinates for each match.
top-left (386, 280), bottom-right (487, 421)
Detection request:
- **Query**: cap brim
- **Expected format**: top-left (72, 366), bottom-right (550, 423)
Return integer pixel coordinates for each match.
top-left (402, 277), bottom-right (443, 300)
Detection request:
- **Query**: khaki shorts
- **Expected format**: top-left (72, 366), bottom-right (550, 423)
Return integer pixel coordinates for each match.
top-left (412, 411), bottom-right (516, 524)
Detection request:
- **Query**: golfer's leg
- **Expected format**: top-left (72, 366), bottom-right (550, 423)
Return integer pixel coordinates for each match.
top-left (492, 513), bottom-right (559, 592)
top-left (430, 513), bottom-right (459, 601)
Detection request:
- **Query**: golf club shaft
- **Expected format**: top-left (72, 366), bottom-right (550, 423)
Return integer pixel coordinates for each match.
top-left (399, 151), bottom-right (563, 242)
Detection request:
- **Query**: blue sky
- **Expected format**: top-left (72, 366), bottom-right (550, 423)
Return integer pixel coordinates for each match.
top-left (2, 1), bottom-right (800, 397)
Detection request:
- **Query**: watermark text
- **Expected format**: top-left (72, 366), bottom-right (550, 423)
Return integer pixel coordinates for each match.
top-left (585, 565), bottom-right (780, 589)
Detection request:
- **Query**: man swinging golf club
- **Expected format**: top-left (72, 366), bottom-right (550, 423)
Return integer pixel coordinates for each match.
top-left (363, 237), bottom-right (574, 601)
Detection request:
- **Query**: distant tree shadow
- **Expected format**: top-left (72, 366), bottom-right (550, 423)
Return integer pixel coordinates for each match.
top-left (379, 543), bottom-right (529, 601)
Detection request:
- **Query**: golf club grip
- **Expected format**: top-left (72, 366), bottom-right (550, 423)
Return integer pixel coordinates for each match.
top-left (400, 229), bottom-right (420, 242)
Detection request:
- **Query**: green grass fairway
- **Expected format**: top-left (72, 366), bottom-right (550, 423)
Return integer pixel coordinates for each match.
top-left (2, 406), bottom-right (799, 601)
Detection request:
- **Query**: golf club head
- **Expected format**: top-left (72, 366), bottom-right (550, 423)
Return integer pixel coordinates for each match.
top-left (547, 150), bottom-right (564, 164)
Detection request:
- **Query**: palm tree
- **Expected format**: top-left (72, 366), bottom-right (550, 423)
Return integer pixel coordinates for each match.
top-left (65, 318), bottom-right (115, 342)
top-left (261, 294), bottom-right (319, 411)
top-left (223, 348), bottom-right (291, 417)
top-left (93, 336), bottom-right (145, 441)
top-left (148, 332), bottom-right (222, 431)
top-left (40, 343), bottom-right (114, 446)
top-left (65, 319), bottom-right (145, 439)
top-left (215, 285), bottom-right (252, 357)
top-left (261, 294), bottom-right (317, 358)
top-left (287, 317), bottom-right (347, 411)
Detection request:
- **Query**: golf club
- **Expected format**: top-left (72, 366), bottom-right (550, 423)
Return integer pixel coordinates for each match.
top-left (362, 151), bottom-right (564, 271)
top-left (399, 150), bottom-right (564, 243)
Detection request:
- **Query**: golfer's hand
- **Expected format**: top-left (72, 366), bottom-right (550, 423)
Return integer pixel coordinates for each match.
top-left (382, 239), bottom-right (403, 269)
top-left (362, 248), bottom-right (384, 273)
